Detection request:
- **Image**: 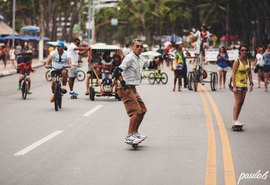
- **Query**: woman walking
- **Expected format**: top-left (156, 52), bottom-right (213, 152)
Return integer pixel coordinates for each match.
top-left (262, 44), bottom-right (270, 92)
top-left (217, 46), bottom-right (229, 89)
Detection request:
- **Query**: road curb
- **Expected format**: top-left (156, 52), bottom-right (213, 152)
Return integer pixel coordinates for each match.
top-left (0, 63), bottom-right (44, 78)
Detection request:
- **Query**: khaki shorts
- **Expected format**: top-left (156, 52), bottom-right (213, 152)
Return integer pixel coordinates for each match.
top-left (118, 85), bottom-right (147, 117)
top-left (68, 66), bottom-right (78, 78)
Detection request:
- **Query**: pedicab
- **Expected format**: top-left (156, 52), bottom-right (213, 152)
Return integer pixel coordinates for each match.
top-left (88, 43), bottom-right (123, 101)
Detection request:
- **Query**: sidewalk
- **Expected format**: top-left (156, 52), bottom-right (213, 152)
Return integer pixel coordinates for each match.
top-left (0, 58), bottom-right (45, 77)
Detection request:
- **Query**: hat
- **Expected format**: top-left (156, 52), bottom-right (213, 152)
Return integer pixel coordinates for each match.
top-left (175, 41), bottom-right (183, 45)
top-left (56, 41), bottom-right (65, 47)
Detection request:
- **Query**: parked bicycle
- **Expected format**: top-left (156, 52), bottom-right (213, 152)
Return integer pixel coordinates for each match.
top-left (148, 69), bottom-right (168, 84)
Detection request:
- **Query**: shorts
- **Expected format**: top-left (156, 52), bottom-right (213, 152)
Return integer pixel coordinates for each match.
top-left (217, 66), bottom-right (228, 72)
top-left (262, 65), bottom-right (270, 72)
top-left (235, 87), bottom-right (248, 92)
top-left (51, 68), bottom-right (67, 77)
top-left (174, 70), bottom-right (183, 78)
top-left (68, 66), bottom-right (78, 78)
top-left (118, 85), bottom-right (147, 117)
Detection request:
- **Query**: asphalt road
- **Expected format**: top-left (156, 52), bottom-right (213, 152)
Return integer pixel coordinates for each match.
top-left (0, 63), bottom-right (269, 185)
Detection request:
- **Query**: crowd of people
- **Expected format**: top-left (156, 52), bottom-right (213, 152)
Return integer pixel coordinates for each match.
top-left (2, 25), bottom-right (270, 141)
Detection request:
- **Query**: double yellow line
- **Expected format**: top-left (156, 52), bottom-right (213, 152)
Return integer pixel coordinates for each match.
top-left (198, 84), bottom-right (236, 185)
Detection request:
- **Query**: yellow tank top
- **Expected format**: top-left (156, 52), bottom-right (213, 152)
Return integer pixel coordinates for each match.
top-left (235, 58), bottom-right (250, 88)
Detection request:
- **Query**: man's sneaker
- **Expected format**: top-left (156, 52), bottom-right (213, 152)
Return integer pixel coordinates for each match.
top-left (17, 86), bottom-right (21, 90)
top-left (70, 91), bottom-right (78, 96)
top-left (234, 120), bottom-right (244, 126)
top-left (85, 91), bottom-right (90, 95)
top-left (124, 134), bottom-right (143, 145)
top-left (27, 91), bottom-right (32, 95)
top-left (50, 95), bottom-right (55, 103)
top-left (62, 87), bottom-right (67, 94)
top-left (133, 133), bottom-right (147, 141)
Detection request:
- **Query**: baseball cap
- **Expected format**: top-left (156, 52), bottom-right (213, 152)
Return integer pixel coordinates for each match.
top-left (56, 41), bottom-right (65, 47)
top-left (175, 41), bottom-right (183, 45)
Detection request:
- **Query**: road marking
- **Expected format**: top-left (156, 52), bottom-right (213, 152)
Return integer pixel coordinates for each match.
top-left (200, 84), bottom-right (236, 185)
top-left (82, 105), bottom-right (103, 117)
top-left (198, 86), bottom-right (216, 185)
top-left (14, 130), bottom-right (63, 156)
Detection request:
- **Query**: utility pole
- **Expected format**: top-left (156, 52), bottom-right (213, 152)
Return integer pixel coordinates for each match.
top-left (12, 0), bottom-right (16, 47)
top-left (39, 0), bottom-right (45, 63)
top-left (225, 0), bottom-right (229, 47)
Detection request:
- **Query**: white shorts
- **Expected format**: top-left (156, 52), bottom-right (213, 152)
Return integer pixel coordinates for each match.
top-left (68, 66), bottom-right (77, 78)
top-left (217, 66), bottom-right (228, 72)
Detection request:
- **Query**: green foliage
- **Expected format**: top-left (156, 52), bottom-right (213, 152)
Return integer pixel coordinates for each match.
top-left (1, 0), bottom-right (270, 47)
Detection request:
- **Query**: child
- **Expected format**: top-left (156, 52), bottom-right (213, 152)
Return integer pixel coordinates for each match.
top-left (101, 70), bottom-right (113, 93)
top-left (17, 55), bottom-right (36, 94)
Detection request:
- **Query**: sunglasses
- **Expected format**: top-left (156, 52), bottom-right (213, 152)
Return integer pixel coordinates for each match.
top-left (135, 45), bottom-right (143, 49)
top-left (241, 49), bottom-right (248, 52)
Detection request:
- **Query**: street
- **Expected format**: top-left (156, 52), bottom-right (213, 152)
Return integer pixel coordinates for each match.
top-left (0, 63), bottom-right (269, 185)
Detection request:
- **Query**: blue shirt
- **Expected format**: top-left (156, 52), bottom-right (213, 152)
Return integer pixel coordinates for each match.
top-left (217, 53), bottom-right (229, 68)
top-left (263, 52), bottom-right (270, 66)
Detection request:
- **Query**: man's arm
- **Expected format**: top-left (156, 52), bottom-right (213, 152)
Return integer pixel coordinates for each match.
top-left (45, 55), bottom-right (52, 68)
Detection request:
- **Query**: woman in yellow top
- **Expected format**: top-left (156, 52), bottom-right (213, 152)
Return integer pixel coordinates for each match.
top-left (231, 44), bottom-right (253, 127)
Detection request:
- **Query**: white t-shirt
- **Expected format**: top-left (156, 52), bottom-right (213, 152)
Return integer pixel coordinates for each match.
top-left (9, 49), bottom-right (16, 60)
top-left (50, 50), bottom-right (69, 70)
top-left (256, 53), bottom-right (264, 66)
top-left (68, 43), bottom-right (79, 66)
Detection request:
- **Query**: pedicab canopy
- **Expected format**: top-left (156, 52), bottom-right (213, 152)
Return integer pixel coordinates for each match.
top-left (88, 43), bottom-right (123, 60)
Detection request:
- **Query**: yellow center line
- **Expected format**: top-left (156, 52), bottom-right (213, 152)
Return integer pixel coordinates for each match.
top-left (198, 86), bottom-right (216, 185)
top-left (200, 84), bottom-right (236, 185)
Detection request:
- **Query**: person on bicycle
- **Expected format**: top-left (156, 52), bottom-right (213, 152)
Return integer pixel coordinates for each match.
top-left (67, 38), bottom-right (90, 97)
top-left (191, 24), bottom-right (211, 66)
top-left (45, 41), bottom-right (71, 102)
top-left (16, 54), bottom-right (36, 94)
top-left (114, 38), bottom-right (160, 145)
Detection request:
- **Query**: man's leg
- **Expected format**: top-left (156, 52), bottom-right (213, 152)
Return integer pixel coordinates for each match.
top-left (134, 113), bottom-right (145, 133)
top-left (69, 77), bottom-right (75, 92)
top-left (128, 114), bottom-right (141, 135)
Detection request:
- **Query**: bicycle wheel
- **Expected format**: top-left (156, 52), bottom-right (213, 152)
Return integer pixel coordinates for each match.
top-left (193, 72), bottom-right (198, 92)
top-left (45, 71), bottom-right (52, 82)
top-left (160, 72), bottom-right (168, 84)
top-left (210, 72), bottom-right (218, 91)
top-left (54, 85), bottom-right (60, 111)
top-left (148, 72), bottom-right (156, 84)
top-left (89, 87), bottom-right (95, 101)
top-left (187, 72), bottom-right (193, 90)
top-left (21, 80), bottom-right (28, 100)
top-left (76, 70), bottom-right (86, 81)
top-left (59, 90), bottom-right (62, 109)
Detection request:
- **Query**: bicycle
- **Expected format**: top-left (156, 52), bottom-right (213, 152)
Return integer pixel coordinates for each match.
top-left (45, 69), bottom-right (86, 82)
top-left (148, 69), bottom-right (168, 84)
top-left (20, 69), bottom-right (29, 100)
top-left (51, 68), bottom-right (65, 111)
top-left (187, 40), bottom-right (218, 91)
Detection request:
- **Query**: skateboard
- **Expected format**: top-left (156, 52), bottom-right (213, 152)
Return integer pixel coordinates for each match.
top-left (132, 144), bottom-right (138, 150)
top-left (231, 125), bottom-right (243, 131)
top-left (71, 95), bottom-right (77, 99)
top-left (125, 141), bottom-right (141, 150)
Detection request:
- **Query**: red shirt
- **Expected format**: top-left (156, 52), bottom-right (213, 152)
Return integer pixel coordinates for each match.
top-left (17, 62), bottom-right (34, 75)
